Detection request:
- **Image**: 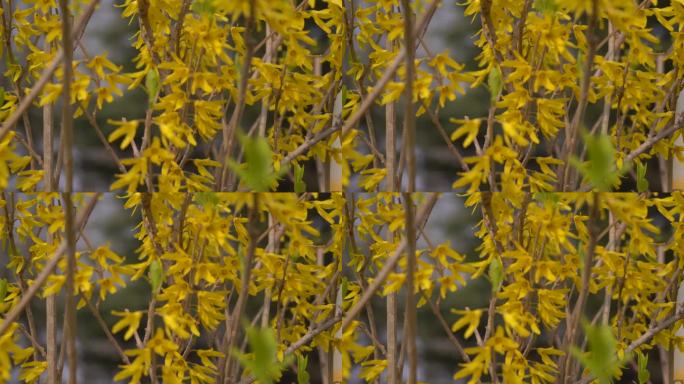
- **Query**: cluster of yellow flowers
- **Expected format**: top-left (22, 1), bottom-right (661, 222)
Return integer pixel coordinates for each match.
top-left (1, 0), bottom-right (684, 383)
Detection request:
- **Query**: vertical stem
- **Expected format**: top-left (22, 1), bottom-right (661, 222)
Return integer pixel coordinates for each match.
top-left (258, 24), bottom-right (272, 139)
top-left (600, 21), bottom-right (614, 137)
top-left (43, 77), bottom-right (54, 187)
top-left (403, 193), bottom-right (417, 384)
top-left (401, 0), bottom-right (416, 192)
top-left (385, 24), bottom-right (399, 379)
top-left (260, 213), bottom-right (275, 328)
top-left (386, 100), bottom-right (397, 192)
top-left (42, 33), bottom-right (58, 383)
top-left (400, 0), bottom-right (417, 379)
top-left (59, 0), bottom-right (73, 192)
top-left (63, 193), bottom-right (77, 384)
top-left (59, 0), bottom-right (76, 381)
top-left (46, 292), bottom-right (57, 383)
top-left (387, 227), bottom-right (398, 384)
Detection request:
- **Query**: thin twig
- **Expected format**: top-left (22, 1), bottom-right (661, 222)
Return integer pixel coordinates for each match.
top-left (82, 293), bottom-right (131, 364)
top-left (402, 192), bottom-right (418, 384)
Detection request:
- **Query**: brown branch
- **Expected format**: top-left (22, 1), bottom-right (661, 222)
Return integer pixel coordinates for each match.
top-left (82, 293), bottom-right (131, 364)
top-left (137, 0), bottom-right (159, 64)
top-left (284, 314), bottom-right (343, 356)
top-left (421, 290), bottom-right (470, 362)
top-left (626, 308), bottom-right (684, 356)
top-left (625, 122), bottom-right (682, 164)
top-left (79, 105), bottom-right (127, 174)
top-left (401, 0), bottom-right (416, 193)
top-left (421, 99), bottom-right (470, 172)
top-left (58, 0), bottom-right (77, 379)
top-left (403, 192), bottom-right (418, 384)
top-left (171, 0), bottom-right (192, 56)
top-left (386, 215), bottom-right (398, 383)
top-left (386, 84), bottom-right (398, 192)
top-left (17, 323), bottom-right (46, 358)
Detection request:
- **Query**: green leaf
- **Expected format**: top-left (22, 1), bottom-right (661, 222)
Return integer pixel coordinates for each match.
top-left (195, 192), bottom-right (219, 207)
top-left (488, 257), bottom-right (503, 293)
top-left (533, 0), bottom-right (557, 13)
top-left (571, 131), bottom-right (622, 191)
top-left (294, 164), bottom-right (306, 193)
top-left (0, 87), bottom-right (5, 107)
top-left (533, 192), bottom-right (559, 205)
top-left (578, 249), bottom-right (586, 271)
top-left (228, 133), bottom-right (283, 191)
top-left (571, 320), bottom-right (623, 384)
top-left (577, 52), bottom-right (584, 78)
top-left (191, 0), bottom-right (216, 14)
top-left (236, 245), bottom-right (245, 272)
top-left (145, 68), bottom-right (160, 107)
top-left (148, 259), bottom-right (163, 293)
top-left (488, 66), bottom-right (503, 102)
top-left (235, 325), bottom-right (292, 384)
top-left (340, 277), bottom-right (349, 303)
top-left (636, 162), bottom-right (648, 193)
top-left (248, 326), bottom-right (277, 377)
top-left (0, 278), bottom-right (8, 304)
top-left (297, 354), bottom-right (310, 384)
top-left (341, 84), bottom-right (348, 108)
top-left (637, 351), bottom-right (650, 384)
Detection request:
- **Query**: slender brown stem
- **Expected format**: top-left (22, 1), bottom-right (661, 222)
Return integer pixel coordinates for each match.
top-left (625, 122), bottom-right (682, 164)
top-left (401, 0), bottom-right (416, 193)
top-left (385, 29), bottom-right (399, 378)
top-left (79, 105), bottom-right (127, 173)
top-left (42, 32), bottom-right (58, 375)
top-left (402, 192), bottom-right (418, 384)
top-left (82, 294), bottom-right (130, 364)
top-left (386, 97), bottom-right (397, 192)
top-left (421, 290), bottom-right (470, 362)
top-left (58, 0), bottom-right (77, 379)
